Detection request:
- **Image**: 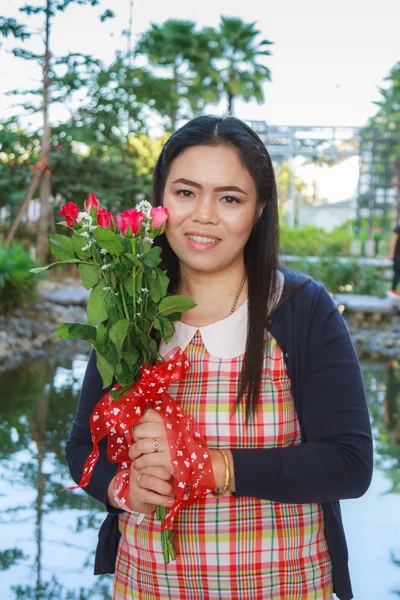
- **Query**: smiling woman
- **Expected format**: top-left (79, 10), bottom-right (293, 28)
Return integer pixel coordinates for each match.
top-left (66, 115), bottom-right (373, 600)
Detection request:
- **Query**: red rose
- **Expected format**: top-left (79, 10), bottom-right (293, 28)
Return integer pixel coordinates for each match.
top-left (150, 206), bottom-right (169, 232)
top-left (85, 193), bottom-right (99, 213)
top-left (97, 208), bottom-right (114, 229)
top-left (116, 209), bottom-right (144, 235)
top-left (59, 202), bottom-right (80, 227)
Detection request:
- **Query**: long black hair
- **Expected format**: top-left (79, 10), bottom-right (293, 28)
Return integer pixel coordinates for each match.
top-left (151, 114), bottom-right (282, 424)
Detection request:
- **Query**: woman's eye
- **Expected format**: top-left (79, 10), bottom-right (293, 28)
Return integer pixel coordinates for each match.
top-left (221, 196), bottom-right (240, 204)
top-left (177, 189), bottom-right (193, 197)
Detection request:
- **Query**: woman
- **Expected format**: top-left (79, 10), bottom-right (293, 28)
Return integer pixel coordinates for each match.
top-left (66, 115), bottom-right (373, 600)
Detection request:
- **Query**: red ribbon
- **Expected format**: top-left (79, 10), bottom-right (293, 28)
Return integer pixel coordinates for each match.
top-left (67, 347), bottom-right (216, 529)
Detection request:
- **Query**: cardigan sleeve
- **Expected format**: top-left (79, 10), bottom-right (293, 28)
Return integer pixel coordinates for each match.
top-left (65, 349), bottom-right (121, 513)
top-left (231, 284), bottom-right (373, 504)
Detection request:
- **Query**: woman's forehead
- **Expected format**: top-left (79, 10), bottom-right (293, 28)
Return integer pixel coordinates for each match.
top-left (168, 145), bottom-right (255, 190)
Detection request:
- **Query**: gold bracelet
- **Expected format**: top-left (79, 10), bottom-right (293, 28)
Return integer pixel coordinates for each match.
top-left (211, 449), bottom-right (230, 498)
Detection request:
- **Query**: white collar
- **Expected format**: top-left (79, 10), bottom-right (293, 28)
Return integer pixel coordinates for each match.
top-left (159, 270), bottom-right (284, 360)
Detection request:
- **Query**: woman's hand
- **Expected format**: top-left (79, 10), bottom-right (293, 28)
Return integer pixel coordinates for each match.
top-left (130, 408), bottom-right (174, 476)
top-left (127, 409), bottom-right (175, 511)
top-left (127, 463), bottom-right (175, 514)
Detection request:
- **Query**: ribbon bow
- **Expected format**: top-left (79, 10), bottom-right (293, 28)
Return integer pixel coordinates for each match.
top-left (67, 347), bottom-right (215, 529)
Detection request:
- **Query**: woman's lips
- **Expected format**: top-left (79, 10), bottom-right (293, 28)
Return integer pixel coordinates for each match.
top-left (185, 234), bottom-right (221, 251)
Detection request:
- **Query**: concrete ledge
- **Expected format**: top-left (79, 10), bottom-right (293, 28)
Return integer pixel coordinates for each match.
top-left (333, 293), bottom-right (399, 314)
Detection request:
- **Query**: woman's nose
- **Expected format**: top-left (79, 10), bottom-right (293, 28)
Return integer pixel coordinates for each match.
top-left (191, 196), bottom-right (218, 224)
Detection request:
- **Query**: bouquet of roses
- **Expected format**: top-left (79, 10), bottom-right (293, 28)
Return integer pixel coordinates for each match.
top-left (31, 193), bottom-right (216, 563)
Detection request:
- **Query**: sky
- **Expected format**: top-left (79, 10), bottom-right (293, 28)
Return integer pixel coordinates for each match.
top-left (1, 0), bottom-right (399, 127)
top-left (1, 0), bottom-right (399, 203)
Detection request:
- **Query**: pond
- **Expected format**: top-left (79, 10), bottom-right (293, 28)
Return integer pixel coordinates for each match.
top-left (0, 343), bottom-right (399, 599)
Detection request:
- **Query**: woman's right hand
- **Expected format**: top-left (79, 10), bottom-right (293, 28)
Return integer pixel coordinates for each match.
top-left (128, 464), bottom-right (175, 515)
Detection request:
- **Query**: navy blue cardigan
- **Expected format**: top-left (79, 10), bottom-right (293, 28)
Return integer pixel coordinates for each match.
top-left (66, 268), bottom-right (373, 600)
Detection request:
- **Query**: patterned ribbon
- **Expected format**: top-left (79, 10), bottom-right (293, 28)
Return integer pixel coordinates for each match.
top-left (66, 347), bottom-right (216, 529)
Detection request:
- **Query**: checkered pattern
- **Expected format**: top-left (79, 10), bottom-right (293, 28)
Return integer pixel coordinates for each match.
top-left (113, 331), bottom-right (333, 599)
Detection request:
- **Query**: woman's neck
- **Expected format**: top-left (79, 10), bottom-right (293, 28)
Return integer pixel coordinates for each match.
top-left (176, 263), bottom-right (248, 326)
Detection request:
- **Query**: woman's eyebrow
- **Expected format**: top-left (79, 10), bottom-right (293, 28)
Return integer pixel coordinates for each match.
top-left (171, 178), bottom-right (247, 195)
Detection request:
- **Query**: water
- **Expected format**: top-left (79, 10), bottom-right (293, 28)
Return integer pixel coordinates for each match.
top-left (0, 346), bottom-right (399, 599)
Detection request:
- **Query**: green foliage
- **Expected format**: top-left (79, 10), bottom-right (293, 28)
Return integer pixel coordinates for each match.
top-left (0, 243), bottom-right (39, 313)
top-left (286, 257), bottom-right (383, 296)
top-left (280, 224), bottom-right (353, 257)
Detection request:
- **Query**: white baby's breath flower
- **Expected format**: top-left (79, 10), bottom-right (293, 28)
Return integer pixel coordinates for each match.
top-left (79, 231), bottom-right (90, 238)
top-left (143, 236), bottom-right (153, 244)
top-left (99, 248), bottom-right (108, 254)
top-left (136, 312), bottom-right (141, 317)
top-left (115, 291), bottom-right (119, 296)
top-left (77, 212), bottom-right (93, 228)
top-left (136, 200), bottom-right (152, 216)
top-left (137, 297), bottom-right (142, 304)
top-left (101, 263), bottom-right (111, 270)
top-left (141, 288), bottom-right (149, 293)
top-left (103, 286), bottom-right (112, 291)
top-left (89, 225), bottom-right (97, 231)
top-left (136, 253), bottom-right (143, 258)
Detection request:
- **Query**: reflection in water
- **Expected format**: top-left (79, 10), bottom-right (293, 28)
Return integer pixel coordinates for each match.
top-left (0, 341), bottom-right (112, 600)
top-left (0, 347), bottom-right (400, 598)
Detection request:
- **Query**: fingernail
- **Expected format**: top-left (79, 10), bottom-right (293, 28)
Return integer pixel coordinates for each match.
top-left (168, 499), bottom-right (175, 506)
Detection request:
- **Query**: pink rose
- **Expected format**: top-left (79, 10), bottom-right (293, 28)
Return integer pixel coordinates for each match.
top-left (150, 206), bottom-right (169, 232)
top-left (116, 209), bottom-right (145, 235)
top-left (85, 192), bottom-right (100, 213)
top-left (59, 202), bottom-right (80, 227)
top-left (97, 208), bottom-right (114, 229)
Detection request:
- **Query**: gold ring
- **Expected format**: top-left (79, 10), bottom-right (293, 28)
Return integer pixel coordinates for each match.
top-left (136, 473), bottom-right (143, 487)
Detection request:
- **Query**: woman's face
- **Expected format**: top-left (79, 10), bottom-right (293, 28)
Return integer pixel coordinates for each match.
top-left (162, 144), bottom-right (261, 275)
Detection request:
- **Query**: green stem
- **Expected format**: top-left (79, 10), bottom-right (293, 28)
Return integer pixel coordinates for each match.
top-left (119, 283), bottom-right (130, 321)
top-left (132, 266), bottom-right (136, 324)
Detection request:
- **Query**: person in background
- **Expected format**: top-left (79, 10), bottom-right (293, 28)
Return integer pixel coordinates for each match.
top-left (388, 223), bottom-right (400, 298)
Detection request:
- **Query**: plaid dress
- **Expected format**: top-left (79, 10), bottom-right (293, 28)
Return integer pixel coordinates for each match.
top-left (113, 300), bottom-right (333, 600)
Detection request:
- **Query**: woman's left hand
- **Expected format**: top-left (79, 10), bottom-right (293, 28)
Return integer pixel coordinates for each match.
top-left (129, 409), bottom-right (174, 477)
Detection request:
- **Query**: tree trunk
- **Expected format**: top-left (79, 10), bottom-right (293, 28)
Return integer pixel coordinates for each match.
top-left (35, 0), bottom-right (52, 264)
top-left (6, 165), bottom-right (43, 245)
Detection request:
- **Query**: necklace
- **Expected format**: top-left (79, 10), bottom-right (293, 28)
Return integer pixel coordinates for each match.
top-left (230, 271), bottom-right (248, 314)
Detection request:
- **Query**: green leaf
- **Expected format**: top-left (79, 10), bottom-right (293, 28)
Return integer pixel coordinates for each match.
top-left (159, 316), bottom-right (175, 342)
top-left (55, 323), bottom-right (96, 343)
top-left (153, 316), bottom-right (175, 342)
top-left (96, 338), bottom-right (120, 364)
top-left (158, 295), bottom-right (197, 317)
top-left (142, 246), bottom-right (162, 268)
top-left (124, 276), bottom-right (133, 296)
top-left (109, 319), bottom-right (130, 351)
top-left (123, 253), bottom-right (142, 267)
top-left (96, 354), bottom-right (114, 388)
top-left (87, 281), bottom-right (109, 325)
top-left (135, 268), bottom-right (144, 295)
top-left (30, 259), bottom-right (85, 273)
top-left (122, 347), bottom-right (139, 366)
top-left (93, 227), bottom-right (124, 255)
top-left (71, 234), bottom-right (92, 259)
top-left (78, 263), bottom-right (99, 289)
top-left (49, 234), bottom-right (75, 260)
top-left (96, 324), bottom-right (107, 342)
top-left (148, 268), bottom-right (170, 303)
top-left (115, 362), bottom-right (132, 385)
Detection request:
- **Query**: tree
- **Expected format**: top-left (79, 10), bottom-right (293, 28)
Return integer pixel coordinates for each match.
top-left (135, 19), bottom-right (220, 131)
top-left (209, 17), bottom-right (273, 116)
top-left (0, 0), bottom-right (114, 262)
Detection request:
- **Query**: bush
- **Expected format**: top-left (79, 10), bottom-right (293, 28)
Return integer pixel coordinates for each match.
top-left (285, 257), bottom-right (384, 297)
top-left (280, 225), bottom-right (353, 257)
top-left (0, 243), bottom-right (41, 313)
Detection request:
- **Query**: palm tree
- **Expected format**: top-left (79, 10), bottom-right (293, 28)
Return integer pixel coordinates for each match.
top-left (211, 17), bottom-right (273, 115)
top-left (135, 20), bottom-right (218, 131)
